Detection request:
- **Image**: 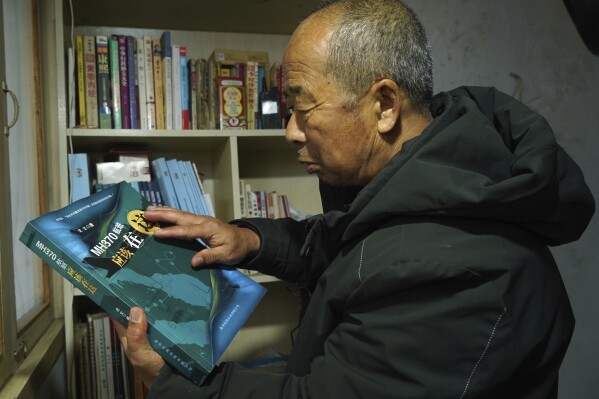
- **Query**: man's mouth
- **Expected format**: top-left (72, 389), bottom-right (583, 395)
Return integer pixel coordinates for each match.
top-left (301, 161), bottom-right (319, 174)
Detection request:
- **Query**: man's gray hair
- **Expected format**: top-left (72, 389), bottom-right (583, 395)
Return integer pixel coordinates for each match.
top-left (312, 0), bottom-right (433, 116)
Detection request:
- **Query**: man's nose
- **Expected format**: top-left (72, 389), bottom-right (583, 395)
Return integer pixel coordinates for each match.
top-left (285, 113), bottom-right (306, 146)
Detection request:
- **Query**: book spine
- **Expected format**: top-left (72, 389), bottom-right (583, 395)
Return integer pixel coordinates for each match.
top-left (109, 319), bottom-right (125, 399)
top-left (127, 36), bottom-right (139, 129)
top-left (109, 35), bottom-right (122, 129)
top-left (102, 316), bottom-right (116, 399)
top-left (152, 39), bottom-right (164, 130)
top-left (179, 160), bottom-right (204, 215)
top-left (150, 157), bottom-right (180, 209)
top-left (160, 31), bottom-right (173, 130)
top-left (180, 47), bottom-right (189, 129)
top-left (75, 35), bottom-right (87, 127)
top-left (83, 35), bottom-right (99, 128)
top-left (96, 35), bottom-right (112, 129)
top-left (195, 59), bottom-right (207, 130)
top-left (246, 61), bottom-right (257, 130)
top-left (143, 35), bottom-right (156, 130)
top-left (171, 44), bottom-right (182, 130)
top-left (118, 35), bottom-right (131, 129)
top-left (135, 36), bottom-right (148, 131)
top-left (166, 159), bottom-right (192, 212)
top-left (189, 59), bottom-right (197, 130)
top-left (68, 153), bottom-right (91, 202)
top-left (86, 315), bottom-right (98, 398)
top-left (94, 316), bottom-right (109, 399)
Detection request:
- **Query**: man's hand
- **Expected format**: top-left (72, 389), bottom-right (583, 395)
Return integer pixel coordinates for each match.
top-left (113, 307), bottom-right (165, 389)
top-left (144, 206), bottom-right (261, 268)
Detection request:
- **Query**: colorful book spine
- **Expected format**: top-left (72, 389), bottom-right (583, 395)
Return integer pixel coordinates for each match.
top-left (160, 32), bottom-right (173, 130)
top-left (135, 36), bottom-right (148, 131)
top-left (189, 59), bottom-right (197, 129)
top-left (171, 44), bottom-right (182, 130)
top-left (108, 35), bottom-right (122, 129)
top-left (152, 39), bottom-right (164, 129)
top-left (143, 35), bottom-right (156, 130)
top-left (75, 35), bottom-right (87, 127)
top-left (246, 61), bottom-right (258, 130)
top-left (180, 46), bottom-right (189, 129)
top-left (95, 35), bottom-right (112, 129)
top-left (117, 35), bottom-right (131, 129)
top-left (127, 36), bottom-right (139, 129)
top-left (83, 35), bottom-right (99, 128)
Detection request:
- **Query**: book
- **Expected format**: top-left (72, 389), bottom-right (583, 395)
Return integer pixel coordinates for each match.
top-left (96, 35), bottom-right (112, 129)
top-left (68, 153), bottom-right (91, 202)
top-left (93, 313), bottom-right (110, 398)
top-left (152, 39), bottom-right (165, 130)
top-left (135, 36), bottom-right (148, 132)
top-left (68, 47), bottom-right (76, 128)
top-left (166, 158), bottom-right (193, 213)
top-left (126, 36), bottom-right (139, 129)
top-left (218, 77), bottom-right (247, 129)
top-left (246, 61), bottom-right (258, 130)
top-left (143, 35), bottom-right (156, 130)
top-left (75, 35), bottom-right (87, 127)
top-left (180, 47), bottom-right (190, 129)
top-left (160, 32), bottom-right (173, 130)
top-left (152, 39), bottom-right (165, 129)
top-left (189, 59), bottom-right (197, 130)
top-left (179, 160), bottom-right (205, 215)
top-left (195, 58), bottom-right (210, 129)
top-left (19, 182), bottom-right (267, 386)
top-left (109, 35), bottom-right (122, 129)
top-left (150, 157), bottom-right (180, 209)
top-left (117, 35), bottom-right (131, 129)
top-left (171, 44), bottom-right (182, 130)
top-left (83, 35), bottom-right (99, 128)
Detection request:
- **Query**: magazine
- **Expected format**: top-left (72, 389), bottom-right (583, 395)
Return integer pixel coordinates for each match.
top-left (19, 182), bottom-right (266, 385)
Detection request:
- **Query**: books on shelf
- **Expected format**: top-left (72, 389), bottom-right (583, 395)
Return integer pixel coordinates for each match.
top-left (72, 32), bottom-right (286, 131)
top-left (20, 182), bottom-right (267, 386)
top-left (239, 180), bottom-right (290, 219)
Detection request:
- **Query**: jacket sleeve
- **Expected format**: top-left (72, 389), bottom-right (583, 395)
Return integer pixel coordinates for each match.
top-left (231, 217), bottom-right (309, 283)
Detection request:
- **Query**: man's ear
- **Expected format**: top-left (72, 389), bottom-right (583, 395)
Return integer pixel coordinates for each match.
top-left (371, 79), bottom-right (403, 134)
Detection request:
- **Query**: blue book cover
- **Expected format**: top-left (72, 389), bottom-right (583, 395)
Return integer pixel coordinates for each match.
top-left (19, 182), bottom-right (266, 385)
top-left (68, 153), bottom-right (91, 202)
top-left (166, 159), bottom-right (193, 213)
top-left (151, 157), bottom-right (180, 209)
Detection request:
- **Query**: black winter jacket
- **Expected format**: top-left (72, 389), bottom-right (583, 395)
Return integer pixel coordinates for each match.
top-left (148, 87), bottom-right (594, 398)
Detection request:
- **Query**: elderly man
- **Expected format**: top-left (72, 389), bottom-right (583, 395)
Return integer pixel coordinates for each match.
top-left (115, 0), bottom-right (595, 398)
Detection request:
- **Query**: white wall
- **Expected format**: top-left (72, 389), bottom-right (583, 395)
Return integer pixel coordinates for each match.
top-left (404, 0), bottom-right (599, 397)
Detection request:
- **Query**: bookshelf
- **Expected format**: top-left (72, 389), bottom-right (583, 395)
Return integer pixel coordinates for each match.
top-left (42, 0), bottom-right (323, 396)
